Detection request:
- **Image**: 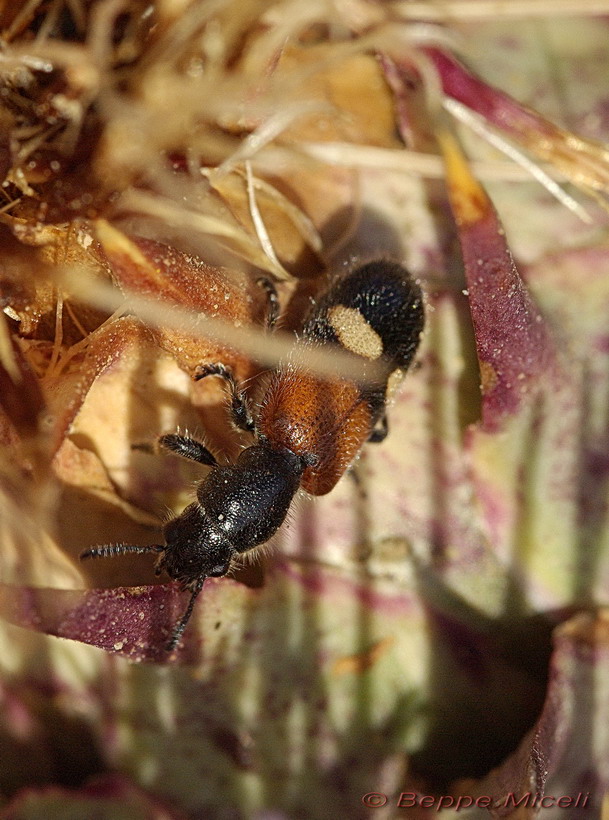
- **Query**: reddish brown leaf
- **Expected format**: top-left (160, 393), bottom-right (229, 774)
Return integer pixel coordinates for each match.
top-left (96, 223), bottom-right (267, 380)
top-left (423, 47), bottom-right (609, 197)
top-left (46, 316), bottom-right (152, 455)
top-left (0, 582), bottom-right (198, 663)
top-left (0, 773), bottom-right (188, 820)
top-left (439, 132), bottom-right (556, 430)
top-left (459, 612), bottom-right (609, 819)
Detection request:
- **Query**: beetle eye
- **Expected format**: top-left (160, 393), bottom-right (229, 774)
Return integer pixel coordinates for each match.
top-left (209, 562), bottom-right (230, 577)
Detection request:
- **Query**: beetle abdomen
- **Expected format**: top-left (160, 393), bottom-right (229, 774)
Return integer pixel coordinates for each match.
top-left (258, 261), bottom-right (424, 495)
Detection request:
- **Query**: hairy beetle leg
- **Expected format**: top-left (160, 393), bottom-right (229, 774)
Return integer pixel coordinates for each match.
top-left (159, 433), bottom-right (218, 466)
top-left (194, 362), bottom-right (256, 434)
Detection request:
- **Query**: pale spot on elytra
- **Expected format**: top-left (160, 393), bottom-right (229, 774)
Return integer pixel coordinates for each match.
top-left (328, 305), bottom-right (383, 360)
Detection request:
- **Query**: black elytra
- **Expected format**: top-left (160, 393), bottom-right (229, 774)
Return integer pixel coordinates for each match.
top-left (81, 260), bottom-right (425, 651)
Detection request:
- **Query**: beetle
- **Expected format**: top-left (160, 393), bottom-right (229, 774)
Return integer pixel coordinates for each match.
top-left (81, 260), bottom-right (425, 650)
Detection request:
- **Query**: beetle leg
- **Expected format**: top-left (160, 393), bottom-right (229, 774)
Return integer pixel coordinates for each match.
top-left (194, 362), bottom-right (256, 434)
top-left (159, 433), bottom-right (218, 466)
top-left (256, 276), bottom-right (279, 329)
top-left (367, 413), bottom-right (388, 444)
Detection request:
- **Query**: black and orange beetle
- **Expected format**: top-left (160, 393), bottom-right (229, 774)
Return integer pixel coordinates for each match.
top-left (81, 260), bottom-right (425, 649)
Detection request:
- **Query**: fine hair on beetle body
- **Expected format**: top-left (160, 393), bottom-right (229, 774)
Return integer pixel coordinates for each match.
top-left (81, 259), bottom-right (425, 652)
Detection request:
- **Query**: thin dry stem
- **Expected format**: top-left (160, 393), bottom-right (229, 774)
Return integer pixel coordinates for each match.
top-left (59, 265), bottom-right (388, 383)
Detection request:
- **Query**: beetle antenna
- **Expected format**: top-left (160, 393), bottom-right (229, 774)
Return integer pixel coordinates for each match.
top-left (167, 575), bottom-right (206, 652)
top-left (80, 544), bottom-right (165, 560)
